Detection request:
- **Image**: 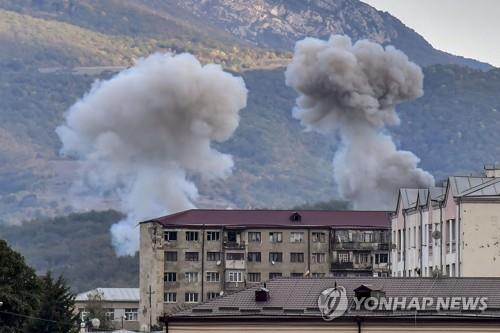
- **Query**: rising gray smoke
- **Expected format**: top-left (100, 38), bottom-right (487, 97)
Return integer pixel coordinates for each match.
top-left (57, 53), bottom-right (247, 256)
top-left (285, 35), bottom-right (434, 209)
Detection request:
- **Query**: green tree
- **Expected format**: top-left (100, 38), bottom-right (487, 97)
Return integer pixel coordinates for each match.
top-left (0, 239), bottom-right (40, 332)
top-left (26, 272), bottom-right (78, 333)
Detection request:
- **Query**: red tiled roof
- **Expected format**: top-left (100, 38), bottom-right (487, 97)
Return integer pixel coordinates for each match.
top-left (147, 209), bottom-right (390, 229)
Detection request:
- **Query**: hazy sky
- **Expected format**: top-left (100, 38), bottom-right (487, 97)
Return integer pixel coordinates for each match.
top-left (362, 0), bottom-right (500, 67)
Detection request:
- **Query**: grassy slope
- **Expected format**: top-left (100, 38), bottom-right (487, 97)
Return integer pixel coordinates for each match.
top-left (0, 210), bottom-right (138, 292)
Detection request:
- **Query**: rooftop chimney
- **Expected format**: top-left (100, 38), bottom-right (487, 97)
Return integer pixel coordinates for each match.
top-left (484, 164), bottom-right (500, 178)
top-left (255, 287), bottom-right (270, 302)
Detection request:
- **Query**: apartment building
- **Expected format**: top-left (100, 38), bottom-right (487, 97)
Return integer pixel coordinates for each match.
top-left (392, 165), bottom-right (500, 277)
top-left (139, 209), bottom-right (390, 329)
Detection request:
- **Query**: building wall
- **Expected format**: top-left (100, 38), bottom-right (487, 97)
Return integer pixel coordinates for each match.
top-left (140, 223), bottom-right (390, 329)
top-left (75, 300), bottom-right (140, 331)
top-left (461, 201), bottom-right (500, 277)
top-left (167, 321), bottom-right (500, 333)
top-left (139, 222), bottom-right (164, 330)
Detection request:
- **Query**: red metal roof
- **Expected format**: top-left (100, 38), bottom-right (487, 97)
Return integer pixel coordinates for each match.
top-left (148, 209), bottom-right (390, 229)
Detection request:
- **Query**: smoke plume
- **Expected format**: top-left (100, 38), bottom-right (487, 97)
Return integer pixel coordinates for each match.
top-left (57, 53), bottom-right (247, 256)
top-left (285, 35), bottom-right (434, 209)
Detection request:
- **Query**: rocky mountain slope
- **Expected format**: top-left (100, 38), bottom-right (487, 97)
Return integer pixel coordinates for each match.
top-left (0, 0), bottom-right (498, 226)
top-left (172, 0), bottom-right (491, 70)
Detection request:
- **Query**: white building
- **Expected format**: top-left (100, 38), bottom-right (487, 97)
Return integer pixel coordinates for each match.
top-left (75, 288), bottom-right (140, 331)
top-left (391, 166), bottom-right (500, 277)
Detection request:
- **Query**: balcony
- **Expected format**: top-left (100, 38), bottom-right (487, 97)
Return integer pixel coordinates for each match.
top-left (331, 262), bottom-right (373, 271)
top-left (225, 260), bottom-right (246, 270)
top-left (223, 241), bottom-right (246, 249)
top-left (333, 242), bottom-right (390, 251)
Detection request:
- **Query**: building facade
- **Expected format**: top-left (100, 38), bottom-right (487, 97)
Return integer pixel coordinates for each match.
top-left (139, 210), bottom-right (390, 329)
top-left (75, 288), bottom-right (140, 331)
top-left (392, 166), bottom-right (500, 277)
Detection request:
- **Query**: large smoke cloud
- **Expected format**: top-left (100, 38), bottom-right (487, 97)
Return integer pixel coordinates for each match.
top-left (57, 53), bottom-right (247, 256)
top-left (285, 35), bottom-right (434, 209)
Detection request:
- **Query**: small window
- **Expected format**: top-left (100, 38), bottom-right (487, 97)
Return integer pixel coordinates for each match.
top-left (226, 252), bottom-right (244, 260)
top-left (185, 252), bottom-right (199, 261)
top-left (186, 231), bottom-right (199, 241)
top-left (312, 232), bottom-right (326, 243)
top-left (290, 252), bottom-right (304, 263)
top-left (289, 232), bottom-right (304, 243)
top-left (207, 292), bottom-right (220, 300)
top-left (185, 293), bottom-right (199, 303)
top-left (247, 252), bottom-right (261, 262)
top-left (207, 231), bottom-right (220, 241)
top-left (124, 308), bottom-right (138, 321)
top-left (248, 232), bottom-right (261, 242)
top-left (165, 251), bottom-right (178, 262)
top-left (227, 231), bottom-right (237, 242)
top-left (248, 272), bottom-right (261, 282)
top-left (227, 270), bottom-right (243, 282)
top-left (164, 292), bottom-right (177, 303)
top-left (312, 253), bottom-right (326, 264)
top-left (290, 273), bottom-right (303, 277)
top-left (269, 252), bottom-right (283, 263)
top-left (207, 252), bottom-right (222, 262)
top-left (269, 232), bottom-right (282, 243)
top-left (338, 252), bottom-right (350, 263)
top-left (185, 272), bottom-right (199, 283)
top-left (164, 231), bottom-right (177, 241)
top-left (269, 272), bottom-right (282, 279)
top-left (104, 309), bottom-right (114, 321)
top-left (206, 272), bottom-right (220, 282)
top-left (164, 272), bottom-right (177, 282)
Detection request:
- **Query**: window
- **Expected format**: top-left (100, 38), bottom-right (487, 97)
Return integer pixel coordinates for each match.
top-left (247, 252), bottom-right (261, 262)
top-left (269, 272), bottom-right (282, 279)
top-left (185, 272), bottom-right (199, 283)
top-left (207, 231), bottom-right (220, 241)
top-left (291, 272), bottom-right (303, 277)
top-left (312, 253), bottom-right (326, 263)
top-left (312, 232), bottom-right (326, 243)
top-left (186, 231), bottom-right (199, 241)
top-left (228, 270), bottom-right (243, 282)
top-left (226, 252), bottom-right (244, 260)
top-left (227, 231), bottom-right (238, 242)
top-left (269, 232), bottom-right (282, 243)
top-left (290, 232), bottom-right (304, 243)
top-left (79, 309), bottom-right (89, 321)
top-left (185, 252), bottom-right (199, 261)
top-left (248, 232), bottom-right (261, 242)
top-left (337, 252), bottom-right (350, 263)
top-left (165, 251), bottom-right (178, 262)
top-left (164, 272), bottom-right (177, 282)
top-left (207, 252), bottom-right (221, 262)
top-left (290, 252), bottom-right (304, 263)
top-left (164, 292), bottom-right (177, 303)
top-left (312, 273), bottom-right (325, 278)
top-left (207, 292), bottom-right (220, 300)
top-left (206, 272), bottom-right (220, 282)
top-left (363, 232), bottom-right (373, 242)
top-left (164, 231), bottom-right (177, 241)
top-left (248, 272), bottom-right (261, 282)
top-left (354, 253), bottom-right (370, 264)
top-left (124, 308), bottom-right (138, 321)
top-left (269, 252), bottom-right (283, 263)
top-left (185, 293), bottom-right (199, 303)
top-left (105, 308), bottom-right (114, 321)
top-left (375, 253), bottom-right (388, 264)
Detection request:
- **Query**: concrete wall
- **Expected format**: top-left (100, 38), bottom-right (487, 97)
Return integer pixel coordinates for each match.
top-left (139, 222), bottom-right (164, 331)
top-left (462, 201), bottom-right (500, 277)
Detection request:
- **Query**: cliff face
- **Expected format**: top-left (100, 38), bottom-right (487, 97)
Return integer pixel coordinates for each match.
top-left (172, 0), bottom-right (491, 69)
